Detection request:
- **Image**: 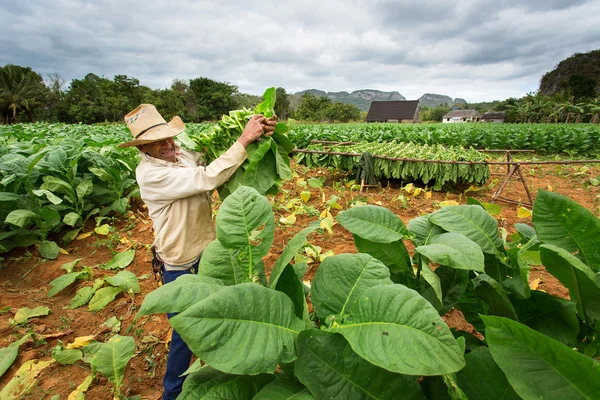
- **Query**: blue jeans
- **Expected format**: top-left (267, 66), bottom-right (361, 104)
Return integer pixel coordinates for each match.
top-left (162, 263), bottom-right (199, 400)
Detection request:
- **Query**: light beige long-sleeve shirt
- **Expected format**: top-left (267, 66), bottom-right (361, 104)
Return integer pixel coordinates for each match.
top-left (136, 142), bottom-right (247, 266)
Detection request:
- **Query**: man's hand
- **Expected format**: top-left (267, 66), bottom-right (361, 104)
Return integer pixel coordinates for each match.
top-left (236, 114), bottom-right (277, 148)
top-left (262, 115), bottom-right (277, 136)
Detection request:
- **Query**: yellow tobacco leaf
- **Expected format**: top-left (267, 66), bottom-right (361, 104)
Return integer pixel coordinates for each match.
top-left (320, 217), bottom-right (334, 234)
top-left (119, 237), bottom-right (131, 245)
top-left (547, 184), bottom-right (553, 192)
top-left (320, 209), bottom-right (333, 219)
top-left (68, 374), bottom-right (94, 400)
top-left (529, 278), bottom-right (541, 290)
top-left (66, 335), bottom-right (97, 349)
top-left (319, 250), bottom-right (335, 262)
top-left (0, 359), bottom-right (54, 399)
top-left (58, 247), bottom-right (69, 255)
top-left (517, 207), bottom-right (532, 218)
top-left (94, 224), bottom-right (110, 235)
top-left (300, 191), bottom-right (311, 203)
top-left (76, 232), bottom-right (93, 240)
top-left (439, 200), bottom-right (460, 207)
top-left (413, 188), bottom-right (423, 197)
top-left (279, 213), bottom-right (297, 225)
top-left (403, 183), bottom-right (415, 194)
top-left (424, 191), bottom-right (432, 199)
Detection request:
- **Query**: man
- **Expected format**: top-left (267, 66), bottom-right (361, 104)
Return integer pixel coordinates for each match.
top-left (118, 104), bottom-right (275, 399)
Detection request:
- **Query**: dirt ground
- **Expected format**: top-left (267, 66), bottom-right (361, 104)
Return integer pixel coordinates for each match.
top-left (1, 159), bottom-right (598, 399)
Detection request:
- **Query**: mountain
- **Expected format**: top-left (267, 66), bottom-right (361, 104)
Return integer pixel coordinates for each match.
top-left (292, 89), bottom-right (405, 111)
top-left (291, 89), bottom-right (466, 111)
top-left (418, 93), bottom-right (467, 108)
top-left (539, 49), bottom-right (600, 99)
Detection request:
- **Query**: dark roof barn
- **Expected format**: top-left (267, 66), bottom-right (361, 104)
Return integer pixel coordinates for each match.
top-left (366, 100), bottom-right (420, 122)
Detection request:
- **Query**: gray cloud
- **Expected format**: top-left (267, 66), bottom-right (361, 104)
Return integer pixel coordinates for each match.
top-left (1, 0), bottom-right (600, 102)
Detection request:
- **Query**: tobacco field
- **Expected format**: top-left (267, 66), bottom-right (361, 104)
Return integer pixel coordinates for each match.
top-left (1, 120), bottom-right (600, 399)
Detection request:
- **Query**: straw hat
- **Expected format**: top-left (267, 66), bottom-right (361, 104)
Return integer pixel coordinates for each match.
top-left (118, 104), bottom-right (185, 148)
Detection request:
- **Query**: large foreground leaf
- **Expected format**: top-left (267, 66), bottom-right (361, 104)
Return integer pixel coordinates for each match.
top-left (311, 253), bottom-right (393, 322)
top-left (179, 366), bottom-right (274, 400)
top-left (215, 185), bottom-right (274, 266)
top-left (254, 373), bottom-right (314, 400)
top-left (456, 347), bottom-right (520, 400)
top-left (198, 240), bottom-right (245, 285)
top-left (336, 205), bottom-right (407, 243)
top-left (353, 235), bottom-right (412, 274)
top-left (329, 285), bottom-right (465, 375)
top-left (540, 244), bottom-right (600, 324)
top-left (483, 315), bottom-right (600, 400)
top-left (429, 205), bottom-right (502, 255)
top-left (170, 283), bottom-right (305, 375)
top-left (0, 359), bottom-right (53, 399)
top-left (295, 330), bottom-right (424, 400)
top-left (533, 189), bottom-right (600, 271)
top-left (137, 275), bottom-right (225, 316)
top-left (0, 334), bottom-right (30, 378)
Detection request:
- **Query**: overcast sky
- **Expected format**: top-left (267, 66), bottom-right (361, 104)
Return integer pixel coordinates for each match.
top-left (2, 0), bottom-right (600, 102)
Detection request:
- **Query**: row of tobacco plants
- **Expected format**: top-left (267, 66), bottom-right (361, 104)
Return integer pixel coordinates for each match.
top-left (139, 186), bottom-right (600, 399)
top-left (289, 123), bottom-right (600, 157)
top-left (295, 141), bottom-right (491, 189)
top-left (0, 123), bottom-right (139, 261)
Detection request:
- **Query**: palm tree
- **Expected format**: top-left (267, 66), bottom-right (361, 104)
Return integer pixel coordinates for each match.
top-left (585, 97), bottom-right (600, 123)
top-left (0, 64), bottom-right (47, 124)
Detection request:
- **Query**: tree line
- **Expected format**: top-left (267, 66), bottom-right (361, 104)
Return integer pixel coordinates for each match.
top-left (2, 63), bottom-right (598, 125)
top-left (0, 64), bottom-right (362, 125)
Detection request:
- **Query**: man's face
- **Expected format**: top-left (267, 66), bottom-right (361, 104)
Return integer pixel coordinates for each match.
top-left (139, 138), bottom-right (177, 162)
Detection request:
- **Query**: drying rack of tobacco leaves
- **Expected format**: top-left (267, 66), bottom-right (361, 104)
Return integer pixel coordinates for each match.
top-left (294, 141), bottom-right (600, 207)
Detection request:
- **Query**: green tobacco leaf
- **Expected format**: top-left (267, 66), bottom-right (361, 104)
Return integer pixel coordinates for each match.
top-left (5, 209), bottom-right (38, 227)
top-left (511, 290), bottom-right (579, 347)
top-left (48, 271), bottom-right (86, 297)
top-left (311, 253), bottom-right (393, 322)
top-left (254, 373), bottom-right (314, 400)
top-left (336, 205), bottom-right (408, 243)
top-left (0, 334), bottom-right (30, 378)
top-left (295, 330), bottom-right (423, 400)
top-left (429, 205), bottom-right (502, 255)
top-left (514, 223), bottom-right (536, 242)
top-left (39, 240), bottom-right (59, 260)
top-left (472, 274), bottom-right (518, 320)
top-left (197, 240), bottom-right (245, 285)
top-left (415, 232), bottom-right (485, 272)
top-left (243, 138), bottom-right (278, 194)
top-left (483, 315), bottom-right (600, 400)
top-left (533, 189), bottom-right (600, 271)
top-left (32, 189), bottom-right (63, 205)
top-left (105, 270), bottom-right (140, 293)
top-left (99, 249), bottom-right (135, 270)
top-left (180, 366), bottom-right (274, 399)
top-left (456, 347), bottom-right (520, 400)
top-left (63, 212), bottom-right (81, 227)
top-left (170, 283), bottom-right (304, 375)
top-left (540, 244), bottom-right (600, 324)
top-left (88, 287), bottom-right (123, 311)
top-left (329, 284), bottom-right (465, 376)
top-left (0, 192), bottom-right (22, 202)
top-left (76, 180), bottom-right (93, 201)
top-left (420, 261), bottom-right (443, 304)
top-left (274, 264), bottom-right (309, 321)
top-left (12, 306), bottom-right (51, 325)
top-left (91, 335), bottom-right (135, 395)
top-left (353, 235), bottom-right (412, 275)
top-left (270, 220), bottom-right (319, 288)
top-left (407, 215), bottom-right (445, 245)
top-left (137, 275), bottom-right (225, 316)
top-left (216, 185), bottom-right (274, 269)
top-left (52, 347), bottom-right (82, 365)
top-left (70, 286), bottom-right (96, 309)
